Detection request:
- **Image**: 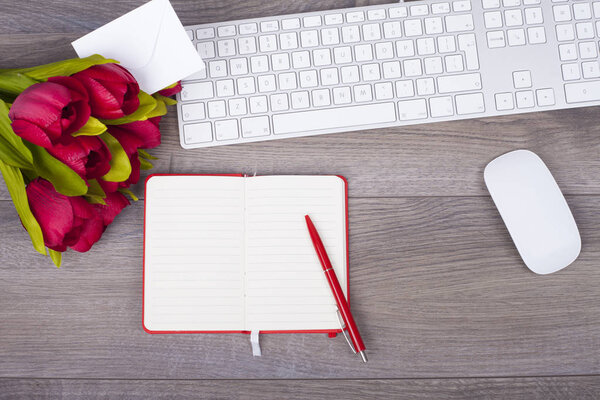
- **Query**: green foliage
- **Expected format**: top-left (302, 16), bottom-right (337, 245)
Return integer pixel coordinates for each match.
top-left (84, 179), bottom-right (107, 205)
top-left (100, 132), bottom-right (132, 182)
top-left (72, 117), bottom-right (107, 137)
top-left (138, 149), bottom-right (158, 160)
top-left (48, 249), bottom-right (62, 268)
top-left (4, 54), bottom-right (117, 81)
top-left (118, 187), bottom-right (138, 202)
top-left (101, 91), bottom-right (157, 125)
top-left (24, 142), bottom-right (88, 196)
top-left (0, 159), bottom-right (46, 255)
top-left (0, 100), bottom-right (34, 169)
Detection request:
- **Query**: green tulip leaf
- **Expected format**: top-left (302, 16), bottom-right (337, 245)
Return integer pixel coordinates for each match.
top-left (118, 187), bottom-right (138, 202)
top-left (100, 132), bottom-right (131, 182)
top-left (0, 100), bottom-right (34, 169)
top-left (87, 178), bottom-right (107, 198)
top-left (24, 142), bottom-right (88, 196)
top-left (0, 71), bottom-right (39, 95)
top-left (138, 149), bottom-right (158, 160)
top-left (153, 93), bottom-right (177, 106)
top-left (48, 248), bottom-right (62, 268)
top-left (0, 159), bottom-right (46, 255)
top-left (146, 97), bottom-right (167, 119)
top-left (8, 54), bottom-right (118, 81)
top-left (139, 156), bottom-right (154, 170)
top-left (101, 91), bottom-right (157, 125)
top-left (72, 116), bottom-right (107, 137)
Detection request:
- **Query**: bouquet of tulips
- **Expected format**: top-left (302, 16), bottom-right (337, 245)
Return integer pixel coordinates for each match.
top-left (0, 55), bottom-right (181, 266)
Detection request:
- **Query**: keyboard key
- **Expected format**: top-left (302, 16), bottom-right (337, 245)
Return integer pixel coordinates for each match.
top-left (239, 23), bottom-right (258, 35)
top-left (562, 63), bottom-right (581, 81)
top-left (487, 30), bottom-right (506, 48)
top-left (425, 17), bottom-right (444, 34)
top-left (559, 43), bottom-right (577, 61)
top-left (367, 9), bottom-right (386, 20)
top-left (437, 35), bottom-right (456, 53)
top-left (197, 42), bottom-right (216, 59)
top-left (445, 54), bottom-right (464, 72)
top-left (374, 82), bottom-right (394, 100)
top-left (455, 93), bottom-right (485, 114)
top-left (278, 72), bottom-right (298, 90)
top-left (280, 32), bottom-right (299, 50)
top-left (209, 60), bottom-right (227, 78)
top-left (403, 59), bottom-right (423, 77)
top-left (257, 75), bottom-right (276, 92)
top-left (346, 11), bottom-right (365, 23)
top-left (416, 77), bottom-right (435, 95)
top-left (313, 49), bottom-right (332, 66)
top-left (230, 58), bottom-right (249, 76)
top-left (181, 82), bottom-right (214, 100)
top-left (321, 28), bottom-right (340, 45)
top-left (237, 77), bottom-right (256, 95)
top-left (556, 24), bottom-right (575, 41)
top-left (184, 123), bottom-right (212, 144)
top-left (341, 66), bottom-right (360, 83)
top-left (404, 19), bottom-right (423, 36)
top-left (215, 119), bottom-right (239, 140)
top-left (417, 37), bottom-right (436, 55)
top-left (565, 81), bottom-right (600, 103)
top-left (196, 28), bottom-right (215, 39)
top-left (482, 0), bottom-right (500, 9)
top-left (216, 79), bottom-right (235, 97)
top-left (333, 87), bottom-right (352, 104)
top-left (429, 96), bottom-right (454, 117)
top-left (389, 7), bottom-right (408, 18)
top-left (291, 91), bottom-right (310, 109)
top-left (375, 42), bottom-right (394, 60)
top-left (312, 89), bottom-right (331, 106)
top-left (582, 61), bottom-right (600, 79)
top-left (342, 26), bottom-right (361, 43)
top-left (228, 98), bottom-right (247, 116)
top-left (325, 14), bottom-right (344, 25)
top-left (271, 53), bottom-right (290, 71)
top-left (453, 1), bottom-right (471, 12)
top-left (396, 40), bottom-right (416, 57)
top-left (503, 0), bottom-right (520, 6)
top-left (398, 99), bottom-right (428, 120)
top-left (218, 25), bottom-right (236, 37)
top-left (355, 44), bottom-right (374, 62)
top-left (299, 70), bottom-right (318, 87)
top-left (282, 18), bottom-right (301, 30)
top-left (484, 11), bottom-right (503, 29)
top-left (382, 61), bottom-right (402, 79)
top-left (362, 24), bottom-right (382, 41)
top-left (536, 88), bottom-right (555, 106)
top-left (208, 100), bottom-right (226, 118)
top-left (250, 55), bottom-right (269, 73)
top-left (515, 90), bottom-right (535, 108)
top-left (334, 46), bottom-right (353, 64)
top-left (303, 16), bottom-right (322, 28)
top-left (458, 34), bottom-right (479, 70)
top-left (320, 68), bottom-right (339, 85)
top-left (361, 63), bottom-right (381, 81)
top-left (513, 70), bottom-right (532, 88)
top-left (437, 72), bottom-right (482, 93)
top-left (495, 92), bottom-right (514, 111)
top-left (525, 7), bottom-right (543, 24)
top-left (186, 30), bottom-right (193, 40)
top-left (553, 5), bottom-right (572, 22)
top-left (238, 37), bottom-right (257, 55)
top-left (432, 3), bottom-right (451, 14)
top-left (504, 9), bottom-right (523, 26)
top-left (507, 29), bottom-right (526, 46)
top-left (573, 3), bottom-right (592, 20)
top-left (241, 116), bottom-right (271, 137)
top-left (396, 80), bottom-right (415, 98)
top-left (354, 84), bottom-right (373, 102)
top-left (259, 35), bottom-right (278, 52)
top-left (576, 22), bottom-right (595, 39)
top-left (445, 14), bottom-right (474, 32)
top-left (291, 51), bottom-right (311, 68)
top-left (301, 30), bottom-right (319, 47)
top-left (424, 57), bottom-right (443, 74)
top-left (410, 5), bottom-right (429, 16)
top-left (181, 103), bottom-right (206, 121)
top-left (273, 103), bottom-right (396, 134)
top-left (261, 20), bottom-right (279, 32)
top-left (527, 27), bottom-right (546, 44)
top-left (270, 94), bottom-right (290, 112)
top-left (579, 42), bottom-right (598, 59)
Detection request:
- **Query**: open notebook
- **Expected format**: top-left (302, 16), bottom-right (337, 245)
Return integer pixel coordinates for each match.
top-left (143, 174), bottom-right (349, 334)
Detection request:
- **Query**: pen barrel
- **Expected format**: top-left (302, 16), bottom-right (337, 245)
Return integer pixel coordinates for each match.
top-left (324, 269), bottom-right (365, 353)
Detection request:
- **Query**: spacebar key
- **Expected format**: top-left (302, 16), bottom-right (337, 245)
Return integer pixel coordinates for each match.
top-left (273, 103), bottom-right (396, 135)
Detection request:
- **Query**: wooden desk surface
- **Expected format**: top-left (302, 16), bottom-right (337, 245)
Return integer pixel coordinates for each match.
top-left (1, 0), bottom-right (600, 398)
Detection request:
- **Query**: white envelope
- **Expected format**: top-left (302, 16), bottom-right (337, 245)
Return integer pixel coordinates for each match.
top-left (72, 0), bottom-right (205, 94)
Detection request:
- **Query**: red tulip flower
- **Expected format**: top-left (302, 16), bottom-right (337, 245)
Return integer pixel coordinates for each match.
top-left (47, 136), bottom-right (112, 180)
top-left (8, 76), bottom-right (90, 148)
top-left (25, 178), bottom-right (130, 252)
top-left (158, 81), bottom-right (182, 97)
top-left (72, 63), bottom-right (140, 120)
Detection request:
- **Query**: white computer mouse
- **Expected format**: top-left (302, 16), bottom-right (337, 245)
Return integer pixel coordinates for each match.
top-left (484, 150), bottom-right (581, 275)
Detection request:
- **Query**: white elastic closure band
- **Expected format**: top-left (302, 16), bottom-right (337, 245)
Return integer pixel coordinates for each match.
top-left (250, 330), bottom-right (262, 357)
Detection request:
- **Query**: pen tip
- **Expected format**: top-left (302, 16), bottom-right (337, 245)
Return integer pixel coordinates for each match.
top-left (359, 351), bottom-right (368, 363)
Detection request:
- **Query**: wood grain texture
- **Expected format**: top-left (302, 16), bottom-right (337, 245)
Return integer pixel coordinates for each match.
top-left (1, 0), bottom-right (600, 395)
top-left (1, 196), bottom-right (599, 379)
top-left (1, 376), bottom-right (600, 400)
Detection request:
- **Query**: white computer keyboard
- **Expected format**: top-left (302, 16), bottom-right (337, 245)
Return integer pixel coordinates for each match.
top-left (177, 0), bottom-right (600, 148)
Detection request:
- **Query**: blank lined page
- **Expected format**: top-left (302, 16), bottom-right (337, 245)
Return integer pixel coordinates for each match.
top-left (244, 176), bottom-right (347, 331)
top-left (144, 175), bottom-right (245, 331)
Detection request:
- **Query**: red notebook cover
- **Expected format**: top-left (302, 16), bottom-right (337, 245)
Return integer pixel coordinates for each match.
top-left (142, 174), bottom-right (349, 336)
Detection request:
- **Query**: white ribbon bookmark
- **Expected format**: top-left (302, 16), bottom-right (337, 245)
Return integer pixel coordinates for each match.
top-left (250, 330), bottom-right (262, 357)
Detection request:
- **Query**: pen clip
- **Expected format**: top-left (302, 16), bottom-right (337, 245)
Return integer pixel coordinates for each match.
top-left (336, 308), bottom-right (356, 354)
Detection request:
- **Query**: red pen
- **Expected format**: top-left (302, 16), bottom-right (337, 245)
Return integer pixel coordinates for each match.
top-left (305, 215), bottom-right (367, 363)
